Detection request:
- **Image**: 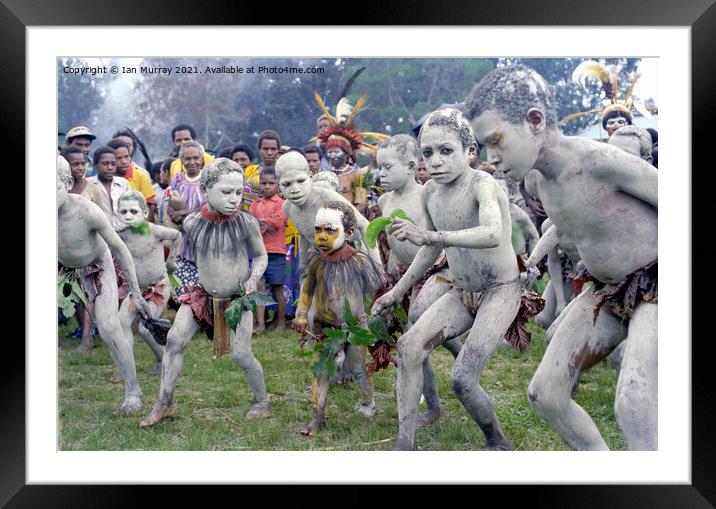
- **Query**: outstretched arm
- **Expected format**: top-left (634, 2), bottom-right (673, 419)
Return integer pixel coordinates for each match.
top-left (393, 177), bottom-right (503, 249)
top-left (601, 149), bottom-right (658, 207)
top-left (372, 191), bottom-right (441, 316)
top-left (526, 223), bottom-right (559, 268)
top-left (151, 223), bottom-right (182, 272)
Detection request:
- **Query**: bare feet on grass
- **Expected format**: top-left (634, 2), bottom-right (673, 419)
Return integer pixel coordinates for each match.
top-left (245, 401), bottom-right (271, 420)
top-left (268, 321), bottom-right (286, 332)
top-left (114, 395), bottom-right (142, 416)
top-left (139, 404), bottom-right (176, 427)
top-left (299, 417), bottom-right (325, 436)
top-left (75, 340), bottom-right (95, 353)
top-left (417, 408), bottom-right (444, 427)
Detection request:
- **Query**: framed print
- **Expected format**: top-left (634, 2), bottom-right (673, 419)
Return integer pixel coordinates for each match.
top-left (6, 0), bottom-right (715, 504)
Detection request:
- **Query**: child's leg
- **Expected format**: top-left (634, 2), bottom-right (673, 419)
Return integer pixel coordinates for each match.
top-left (271, 284), bottom-right (286, 330)
top-left (300, 372), bottom-right (329, 436)
top-left (254, 279), bottom-right (266, 334)
top-left (77, 307), bottom-right (94, 352)
top-left (346, 344), bottom-right (376, 417)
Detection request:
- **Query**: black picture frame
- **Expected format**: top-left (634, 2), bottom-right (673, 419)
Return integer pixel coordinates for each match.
top-left (6, 0), bottom-right (713, 504)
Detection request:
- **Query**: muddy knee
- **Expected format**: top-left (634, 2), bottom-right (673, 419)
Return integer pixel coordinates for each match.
top-left (528, 374), bottom-right (569, 419)
top-left (396, 332), bottom-right (428, 370)
top-left (165, 331), bottom-right (189, 357)
top-left (450, 371), bottom-right (478, 401)
top-left (230, 345), bottom-right (256, 368)
top-left (614, 376), bottom-right (649, 425)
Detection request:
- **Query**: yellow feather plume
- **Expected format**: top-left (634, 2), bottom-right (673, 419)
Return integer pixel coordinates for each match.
top-left (572, 60), bottom-right (610, 88)
top-left (560, 108), bottom-right (602, 124)
top-left (623, 73), bottom-right (640, 103)
top-left (313, 92), bottom-right (336, 128)
top-left (361, 132), bottom-right (391, 143)
top-left (344, 93), bottom-right (368, 129)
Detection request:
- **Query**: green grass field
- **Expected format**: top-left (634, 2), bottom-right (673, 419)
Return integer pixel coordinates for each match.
top-left (58, 317), bottom-right (628, 451)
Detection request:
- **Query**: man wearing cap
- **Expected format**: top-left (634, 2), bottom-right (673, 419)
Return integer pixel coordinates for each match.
top-left (65, 125), bottom-right (97, 176)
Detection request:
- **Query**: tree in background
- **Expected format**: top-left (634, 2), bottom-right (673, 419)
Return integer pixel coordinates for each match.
top-left (59, 57), bottom-right (653, 162)
top-left (343, 58), bottom-right (494, 136)
top-left (498, 58), bottom-right (643, 135)
top-left (57, 57), bottom-right (105, 134)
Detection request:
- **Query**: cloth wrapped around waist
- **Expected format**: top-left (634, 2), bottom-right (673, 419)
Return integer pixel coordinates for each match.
top-left (582, 259), bottom-right (658, 323)
top-left (58, 261), bottom-right (104, 311)
top-left (178, 284), bottom-right (242, 358)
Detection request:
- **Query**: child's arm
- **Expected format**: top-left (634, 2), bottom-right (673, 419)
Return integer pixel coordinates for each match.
top-left (526, 223), bottom-right (559, 268)
top-left (245, 216), bottom-right (268, 294)
top-left (263, 209), bottom-right (287, 231)
top-left (292, 273), bottom-right (315, 332)
top-left (601, 150), bottom-right (658, 208)
top-left (150, 223), bottom-right (182, 273)
top-left (510, 204), bottom-right (540, 256)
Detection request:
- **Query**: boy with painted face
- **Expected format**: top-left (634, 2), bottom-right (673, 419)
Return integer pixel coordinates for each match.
top-left (372, 110), bottom-right (523, 451)
top-left (57, 157), bottom-right (152, 415)
top-left (292, 201), bottom-right (382, 436)
top-left (275, 151), bottom-right (381, 273)
top-left (116, 190), bottom-right (181, 375)
top-left (466, 64), bottom-right (657, 450)
top-left (140, 158), bottom-right (271, 427)
top-left (376, 134), bottom-right (461, 427)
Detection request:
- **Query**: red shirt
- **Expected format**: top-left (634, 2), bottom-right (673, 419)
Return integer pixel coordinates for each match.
top-left (249, 194), bottom-right (288, 255)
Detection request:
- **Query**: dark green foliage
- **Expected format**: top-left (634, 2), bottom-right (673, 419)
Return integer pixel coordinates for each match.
top-left (225, 286), bottom-right (276, 330)
top-left (366, 208), bottom-right (415, 249)
top-left (57, 272), bottom-right (89, 318)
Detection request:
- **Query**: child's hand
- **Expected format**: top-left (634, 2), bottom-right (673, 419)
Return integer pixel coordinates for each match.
top-left (131, 294), bottom-right (152, 320)
top-left (292, 316), bottom-right (308, 332)
top-left (390, 218), bottom-right (431, 246)
top-left (244, 277), bottom-right (258, 294)
top-left (165, 258), bottom-right (178, 273)
top-left (372, 289), bottom-right (400, 316)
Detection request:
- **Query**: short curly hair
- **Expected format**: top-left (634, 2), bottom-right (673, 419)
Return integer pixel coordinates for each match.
top-left (321, 200), bottom-right (356, 237)
top-left (118, 190), bottom-right (148, 213)
top-left (418, 108), bottom-right (477, 150)
top-left (200, 157), bottom-right (244, 193)
top-left (464, 64), bottom-right (558, 128)
top-left (379, 134), bottom-right (421, 165)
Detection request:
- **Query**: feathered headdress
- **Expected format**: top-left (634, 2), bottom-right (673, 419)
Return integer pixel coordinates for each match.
top-left (561, 60), bottom-right (655, 127)
top-left (313, 66), bottom-right (389, 158)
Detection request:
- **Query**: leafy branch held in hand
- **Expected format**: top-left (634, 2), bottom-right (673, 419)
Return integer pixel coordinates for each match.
top-left (365, 208), bottom-right (414, 249)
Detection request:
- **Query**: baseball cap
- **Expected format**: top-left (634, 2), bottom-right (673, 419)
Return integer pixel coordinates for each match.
top-left (66, 125), bottom-right (96, 141)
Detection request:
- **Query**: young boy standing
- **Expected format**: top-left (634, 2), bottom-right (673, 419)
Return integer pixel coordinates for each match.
top-left (249, 167), bottom-right (288, 333)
